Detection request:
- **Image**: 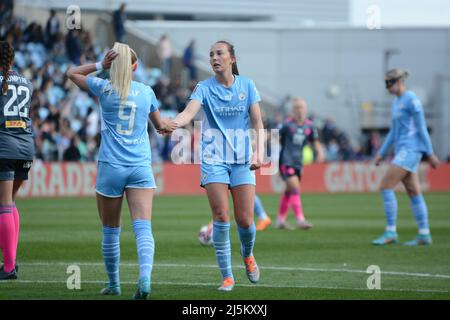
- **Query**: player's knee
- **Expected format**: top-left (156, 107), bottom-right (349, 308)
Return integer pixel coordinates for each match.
top-left (237, 221), bottom-right (252, 229)
top-left (406, 187), bottom-right (420, 197)
top-left (235, 215), bottom-right (253, 228)
top-left (212, 208), bottom-right (229, 222)
top-left (101, 213), bottom-right (121, 227)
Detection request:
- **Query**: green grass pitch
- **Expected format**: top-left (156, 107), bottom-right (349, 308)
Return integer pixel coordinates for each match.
top-left (1, 193), bottom-right (449, 300)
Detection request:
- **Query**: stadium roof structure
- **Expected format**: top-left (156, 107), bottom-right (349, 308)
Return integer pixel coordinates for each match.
top-left (17, 0), bottom-right (350, 24)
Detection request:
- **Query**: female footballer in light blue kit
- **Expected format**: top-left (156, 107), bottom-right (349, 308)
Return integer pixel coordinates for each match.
top-left (373, 69), bottom-right (440, 246)
top-left (67, 43), bottom-right (168, 299)
top-left (167, 41), bottom-right (265, 291)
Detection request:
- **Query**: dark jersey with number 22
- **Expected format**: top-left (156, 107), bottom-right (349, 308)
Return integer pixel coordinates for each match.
top-left (279, 118), bottom-right (318, 169)
top-left (0, 70), bottom-right (34, 160)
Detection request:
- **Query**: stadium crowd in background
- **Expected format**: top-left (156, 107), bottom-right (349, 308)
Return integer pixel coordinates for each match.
top-left (0, 5), bottom-right (371, 165)
top-left (112, 3), bottom-right (127, 43)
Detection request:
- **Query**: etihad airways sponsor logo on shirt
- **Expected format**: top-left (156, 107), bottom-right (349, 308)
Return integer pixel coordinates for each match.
top-left (213, 105), bottom-right (246, 116)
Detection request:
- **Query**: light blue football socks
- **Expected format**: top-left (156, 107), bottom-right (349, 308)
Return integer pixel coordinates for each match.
top-left (381, 189), bottom-right (397, 232)
top-left (372, 190), bottom-right (398, 245)
top-left (132, 219), bottom-right (155, 280)
top-left (102, 226), bottom-right (121, 288)
top-left (410, 194), bottom-right (430, 234)
top-left (212, 221), bottom-right (233, 280)
top-left (237, 223), bottom-right (256, 258)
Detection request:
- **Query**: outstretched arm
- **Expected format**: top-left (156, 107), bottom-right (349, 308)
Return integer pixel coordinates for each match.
top-left (150, 110), bottom-right (168, 132)
top-left (170, 99), bottom-right (202, 129)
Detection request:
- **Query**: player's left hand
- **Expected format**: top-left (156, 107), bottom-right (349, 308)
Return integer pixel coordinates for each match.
top-left (250, 152), bottom-right (262, 171)
top-left (427, 154), bottom-right (440, 169)
top-left (156, 118), bottom-right (170, 135)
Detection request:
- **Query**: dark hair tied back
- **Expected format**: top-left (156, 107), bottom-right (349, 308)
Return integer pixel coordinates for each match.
top-left (0, 41), bottom-right (15, 95)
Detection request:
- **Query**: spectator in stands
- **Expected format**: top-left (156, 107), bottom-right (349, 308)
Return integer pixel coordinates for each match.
top-left (63, 136), bottom-right (82, 161)
top-left (157, 34), bottom-right (172, 78)
top-left (0, 3), bottom-right (10, 29)
top-left (0, 2), bottom-right (14, 36)
top-left (353, 146), bottom-right (367, 161)
top-left (79, 31), bottom-right (98, 62)
top-left (5, 9), bottom-right (364, 165)
top-left (40, 120), bottom-right (58, 161)
top-left (183, 40), bottom-right (197, 82)
top-left (321, 118), bottom-right (336, 147)
top-left (0, 2), bottom-right (7, 20)
top-left (337, 134), bottom-right (353, 160)
top-left (23, 22), bottom-right (45, 44)
top-left (2, 21), bottom-right (21, 47)
top-left (112, 3), bottom-right (127, 43)
top-left (366, 129), bottom-right (381, 157)
top-left (4, 0), bottom-right (14, 12)
top-left (45, 9), bottom-right (60, 50)
top-left (326, 138), bottom-right (340, 161)
top-left (66, 29), bottom-right (82, 65)
top-left (50, 32), bottom-right (68, 64)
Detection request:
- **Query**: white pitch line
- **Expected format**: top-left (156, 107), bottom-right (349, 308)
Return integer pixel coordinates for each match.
top-left (4, 279), bottom-right (450, 294)
top-left (16, 261), bottom-right (450, 279)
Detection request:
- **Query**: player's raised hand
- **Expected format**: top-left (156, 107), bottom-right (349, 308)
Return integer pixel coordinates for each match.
top-left (427, 154), bottom-right (440, 169)
top-left (101, 49), bottom-right (119, 70)
top-left (374, 154), bottom-right (383, 166)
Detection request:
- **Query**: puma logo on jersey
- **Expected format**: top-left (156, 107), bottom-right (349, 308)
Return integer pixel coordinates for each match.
top-left (23, 161), bottom-right (32, 169)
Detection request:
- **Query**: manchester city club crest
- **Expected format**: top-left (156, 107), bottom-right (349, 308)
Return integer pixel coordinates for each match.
top-left (239, 92), bottom-right (246, 101)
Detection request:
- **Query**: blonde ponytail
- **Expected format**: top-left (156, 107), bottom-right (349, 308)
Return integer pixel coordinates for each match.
top-left (109, 42), bottom-right (137, 101)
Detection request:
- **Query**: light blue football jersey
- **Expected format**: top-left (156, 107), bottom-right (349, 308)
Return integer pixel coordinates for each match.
top-left (190, 75), bottom-right (261, 164)
top-left (87, 76), bottom-right (159, 166)
top-left (379, 91), bottom-right (433, 156)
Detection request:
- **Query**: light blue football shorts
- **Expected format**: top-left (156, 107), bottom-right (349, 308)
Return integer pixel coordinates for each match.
top-left (392, 149), bottom-right (422, 173)
top-left (200, 162), bottom-right (256, 188)
top-left (96, 161), bottom-right (156, 198)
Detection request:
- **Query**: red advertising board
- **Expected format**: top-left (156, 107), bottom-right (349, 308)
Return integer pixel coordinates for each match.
top-left (17, 161), bottom-right (450, 198)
